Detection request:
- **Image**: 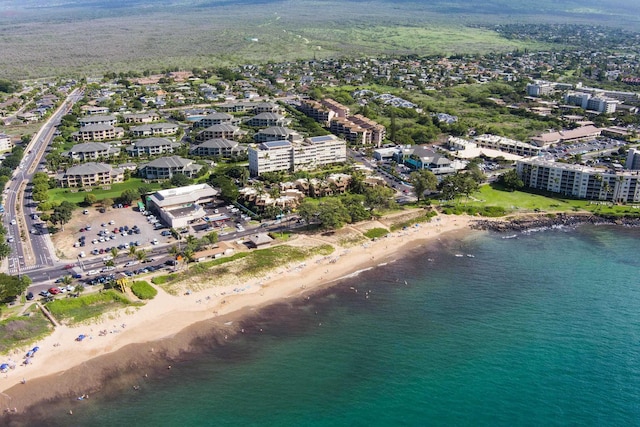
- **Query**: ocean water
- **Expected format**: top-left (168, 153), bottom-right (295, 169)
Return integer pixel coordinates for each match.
top-left (26, 226), bottom-right (640, 426)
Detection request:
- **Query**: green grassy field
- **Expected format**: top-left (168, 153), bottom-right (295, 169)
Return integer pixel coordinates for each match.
top-left (46, 290), bottom-right (140, 324)
top-left (444, 185), bottom-right (640, 217)
top-left (49, 179), bottom-right (161, 206)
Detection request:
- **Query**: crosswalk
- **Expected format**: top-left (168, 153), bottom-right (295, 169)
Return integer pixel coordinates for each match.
top-left (7, 264), bottom-right (49, 275)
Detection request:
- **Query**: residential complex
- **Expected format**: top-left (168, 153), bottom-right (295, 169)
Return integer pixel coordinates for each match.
top-left (248, 134), bottom-right (347, 176)
top-left (0, 133), bottom-right (14, 152)
top-left (138, 156), bottom-right (202, 180)
top-left (56, 162), bottom-right (125, 188)
top-left (125, 138), bottom-right (179, 157)
top-left (191, 139), bottom-right (245, 157)
top-left (66, 142), bottom-right (120, 161)
top-left (517, 158), bottom-right (640, 203)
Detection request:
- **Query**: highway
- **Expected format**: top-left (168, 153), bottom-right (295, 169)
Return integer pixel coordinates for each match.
top-left (4, 88), bottom-right (83, 275)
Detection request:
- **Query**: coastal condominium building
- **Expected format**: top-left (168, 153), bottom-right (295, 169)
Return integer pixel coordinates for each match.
top-left (517, 157), bottom-right (640, 203)
top-left (248, 135), bottom-right (347, 176)
top-left (56, 162), bottom-right (125, 188)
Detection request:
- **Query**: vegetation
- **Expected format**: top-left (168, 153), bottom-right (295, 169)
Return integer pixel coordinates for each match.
top-left (0, 274), bottom-right (32, 304)
top-left (47, 179), bottom-right (161, 206)
top-left (46, 290), bottom-right (138, 323)
top-left (0, 312), bottom-right (51, 354)
top-left (363, 228), bottom-right (389, 239)
top-left (130, 281), bottom-right (158, 300)
top-left (389, 211), bottom-right (438, 231)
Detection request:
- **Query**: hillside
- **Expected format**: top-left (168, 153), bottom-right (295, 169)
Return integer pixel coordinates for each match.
top-left (0, 0), bottom-right (638, 79)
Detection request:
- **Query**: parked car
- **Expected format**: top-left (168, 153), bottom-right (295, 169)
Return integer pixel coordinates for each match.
top-left (26, 292), bottom-right (34, 300)
top-left (48, 287), bottom-right (60, 295)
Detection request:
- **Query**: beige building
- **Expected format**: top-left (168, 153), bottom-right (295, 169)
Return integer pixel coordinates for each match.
top-left (72, 124), bottom-right (125, 141)
top-left (57, 162), bottom-right (124, 188)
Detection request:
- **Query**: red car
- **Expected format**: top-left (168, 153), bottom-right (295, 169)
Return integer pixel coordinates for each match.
top-left (48, 287), bottom-right (60, 295)
top-left (63, 264), bottom-right (74, 270)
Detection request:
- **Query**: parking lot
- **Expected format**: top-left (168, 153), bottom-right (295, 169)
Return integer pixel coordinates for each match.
top-left (52, 205), bottom-right (173, 260)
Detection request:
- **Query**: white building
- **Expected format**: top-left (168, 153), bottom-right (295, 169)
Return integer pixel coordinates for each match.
top-left (517, 157), bottom-right (640, 203)
top-left (248, 135), bottom-right (347, 176)
top-left (146, 183), bottom-right (218, 228)
top-left (0, 133), bottom-right (13, 152)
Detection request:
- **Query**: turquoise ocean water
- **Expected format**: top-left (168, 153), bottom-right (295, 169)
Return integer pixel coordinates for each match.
top-left (24, 225), bottom-right (640, 426)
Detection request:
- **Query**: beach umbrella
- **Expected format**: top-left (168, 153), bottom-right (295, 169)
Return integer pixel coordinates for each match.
top-left (32, 346), bottom-right (39, 352)
top-left (25, 350), bottom-right (34, 358)
top-left (0, 363), bottom-right (8, 372)
top-left (76, 334), bottom-right (86, 341)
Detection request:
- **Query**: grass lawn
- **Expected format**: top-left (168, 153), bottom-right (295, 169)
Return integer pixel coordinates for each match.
top-left (460, 185), bottom-right (587, 212)
top-left (441, 185), bottom-right (640, 217)
top-left (46, 290), bottom-right (140, 324)
top-left (49, 179), bottom-right (161, 206)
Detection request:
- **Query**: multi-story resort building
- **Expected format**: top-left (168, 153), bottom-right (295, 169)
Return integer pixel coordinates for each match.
top-left (300, 98), bottom-right (385, 146)
top-left (516, 158), bottom-right (640, 203)
top-left (56, 162), bottom-right (125, 188)
top-left (72, 124), bottom-right (125, 141)
top-left (254, 126), bottom-right (302, 143)
top-left (246, 112), bottom-right (290, 127)
top-left (248, 135), bottom-right (347, 176)
top-left (129, 123), bottom-right (179, 137)
top-left (196, 112), bottom-right (234, 128)
top-left (123, 112), bottom-right (160, 123)
top-left (126, 138), bottom-right (179, 157)
top-left (66, 142), bottom-right (120, 161)
top-left (78, 115), bottom-right (118, 127)
top-left (138, 156), bottom-right (203, 180)
top-left (191, 139), bottom-right (246, 157)
top-left (196, 124), bottom-right (247, 141)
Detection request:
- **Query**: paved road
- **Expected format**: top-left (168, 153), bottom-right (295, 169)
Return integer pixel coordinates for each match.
top-left (4, 88), bottom-right (83, 275)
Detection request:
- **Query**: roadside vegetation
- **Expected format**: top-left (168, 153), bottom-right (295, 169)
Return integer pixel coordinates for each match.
top-left (130, 281), bottom-right (157, 300)
top-left (45, 291), bottom-right (140, 324)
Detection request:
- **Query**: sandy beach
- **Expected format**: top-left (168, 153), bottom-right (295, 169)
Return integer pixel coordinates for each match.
top-left (0, 212), bottom-right (474, 414)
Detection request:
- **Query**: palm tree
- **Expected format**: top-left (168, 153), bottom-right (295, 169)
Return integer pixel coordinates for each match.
top-left (110, 247), bottom-right (119, 264)
top-left (135, 249), bottom-right (147, 263)
top-left (128, 245), bottom-right (137, 261)
top-left (61, 275), bottom-right (73, 287)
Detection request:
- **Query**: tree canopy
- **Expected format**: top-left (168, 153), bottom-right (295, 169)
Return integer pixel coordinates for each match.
top-left (409, 169), bottom-right (438, 202)
top-left (0, 273), bottom-right (31, 302)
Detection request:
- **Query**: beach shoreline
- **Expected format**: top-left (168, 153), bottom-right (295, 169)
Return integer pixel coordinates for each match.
top-left (0, 212), bottom-right (475, 415)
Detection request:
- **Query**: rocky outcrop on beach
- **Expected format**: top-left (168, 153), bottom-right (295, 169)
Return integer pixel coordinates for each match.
top-left (471, 213), bottom-right (640, 233)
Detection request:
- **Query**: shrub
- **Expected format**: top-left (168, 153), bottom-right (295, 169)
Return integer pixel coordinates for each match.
top-left (130, 281), bottom-right (158, 300)
top-left (364, 227), bottom-right (389, 239)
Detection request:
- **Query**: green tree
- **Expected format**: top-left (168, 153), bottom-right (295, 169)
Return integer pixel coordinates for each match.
top-left (498, 169), bottom-right (524, 191)
top-left (409, 170), bottom-right (438, 202)
top-left (135, 249), bottom-right (147, 263)
top-left (117, 189), bottom-right (138, 205)
top-left (0, 273), bottom-right (30, 302)
top-left (83, 193), bottom-right (97, 206)
top-left (205, 232), bottom-right (218, 245)
top-left (317, 199), bottom-right (350, 230)
top-left (169, 173), bottom-right (193, 187)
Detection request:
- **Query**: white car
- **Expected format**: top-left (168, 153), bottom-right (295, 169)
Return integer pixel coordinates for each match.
top-left (10, 219), bottom-right (16, 225)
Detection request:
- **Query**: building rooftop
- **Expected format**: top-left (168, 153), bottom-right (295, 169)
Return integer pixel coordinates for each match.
top-left (148, 183), bottom-right (218, 208)
top-left (260, 140), bottom-right (292, 150)
top-left (142, 155), bottom-right (193, 168)
top-left (68, 142), bottom-right (112, 153)
top-left (132, 137), bottom-right (174, 147)
top-left (65, 162), bottom-right (113, 175)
